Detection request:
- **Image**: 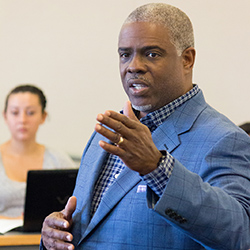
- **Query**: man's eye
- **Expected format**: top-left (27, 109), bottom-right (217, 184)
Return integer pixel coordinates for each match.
top-left (11, 111), bottom-right (18, 115)
top-left (147, 52), bottom-right (159, 58)
top-left (120, 53), bottom-right (130, 58)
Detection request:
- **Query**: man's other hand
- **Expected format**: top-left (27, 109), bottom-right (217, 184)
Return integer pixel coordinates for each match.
top-left (41, 196), bottom-right (77, 250)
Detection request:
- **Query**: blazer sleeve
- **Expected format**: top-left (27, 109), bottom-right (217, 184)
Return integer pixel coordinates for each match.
top-left (147, 130), bottom-right (250, 250)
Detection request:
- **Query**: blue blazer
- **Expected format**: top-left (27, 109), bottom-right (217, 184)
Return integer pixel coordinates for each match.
top-left (71, 90), bottom-right (250, 250)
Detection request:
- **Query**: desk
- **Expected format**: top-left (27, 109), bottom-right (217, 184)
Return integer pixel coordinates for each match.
top-left (0, 232), bottom-right (41, 250)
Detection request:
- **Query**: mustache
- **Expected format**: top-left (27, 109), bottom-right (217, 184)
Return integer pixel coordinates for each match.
top-left (126, 75), bottom-right (151, 85)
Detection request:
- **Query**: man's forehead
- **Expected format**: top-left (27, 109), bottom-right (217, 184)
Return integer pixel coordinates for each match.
top-left (119, 22), bottom-right (168, 35)
top-left (118, 22), bottom-right (171, 49)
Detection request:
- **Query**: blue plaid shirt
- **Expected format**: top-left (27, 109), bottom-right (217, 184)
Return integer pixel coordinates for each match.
top-left (91, 85), bottom-right (200, 216)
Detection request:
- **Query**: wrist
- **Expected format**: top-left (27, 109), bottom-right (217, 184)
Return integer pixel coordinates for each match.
top-left (140, 150), bottom-right (163, 176)
top-left (157, 150), bottom-right (167, 167)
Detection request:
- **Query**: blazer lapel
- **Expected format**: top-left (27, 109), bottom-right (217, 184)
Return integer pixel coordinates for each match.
top-left (74, 132), bottom-right (111, 231)
top-left (152, 119), bottom-right (180, 153)
top-left (152, 90), bottom-right (207, 153)
top-left (81, 167), bottom-right (140, 239)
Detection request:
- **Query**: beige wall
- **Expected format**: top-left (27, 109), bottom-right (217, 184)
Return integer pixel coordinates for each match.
top-left (0, 0), bottom-right (250, 157)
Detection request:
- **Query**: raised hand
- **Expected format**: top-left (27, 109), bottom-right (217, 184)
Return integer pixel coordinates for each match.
top-left (95, 101), bottom-right (162, 175)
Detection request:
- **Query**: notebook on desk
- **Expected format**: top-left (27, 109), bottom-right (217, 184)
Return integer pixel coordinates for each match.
top-left (20, 169), bottom-right (78, 232)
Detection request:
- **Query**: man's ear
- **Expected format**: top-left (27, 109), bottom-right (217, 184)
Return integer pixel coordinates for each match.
top-left (182, 47), bottom-right (196, 71)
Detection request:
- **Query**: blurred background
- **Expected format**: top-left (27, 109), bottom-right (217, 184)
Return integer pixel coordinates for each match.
top-left (0, 0), bottom-right (249, 158)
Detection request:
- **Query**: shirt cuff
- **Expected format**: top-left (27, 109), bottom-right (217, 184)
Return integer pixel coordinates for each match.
top-left (142, 151), bottom-right (175, 197)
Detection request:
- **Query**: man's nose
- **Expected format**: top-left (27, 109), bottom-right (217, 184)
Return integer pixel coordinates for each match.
top-left (127, 55), bottom-right (146, 73)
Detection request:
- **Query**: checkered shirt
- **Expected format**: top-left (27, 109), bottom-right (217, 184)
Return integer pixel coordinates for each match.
top-left (91, 85), bottom-right (200, 216)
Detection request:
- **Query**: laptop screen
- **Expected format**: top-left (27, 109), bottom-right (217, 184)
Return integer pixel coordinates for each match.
top-left (22, 169), bottom-right (78, 232)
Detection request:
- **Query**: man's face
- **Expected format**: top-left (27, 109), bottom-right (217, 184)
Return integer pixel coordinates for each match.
top-left (118, 22), bottom-right (191, 117)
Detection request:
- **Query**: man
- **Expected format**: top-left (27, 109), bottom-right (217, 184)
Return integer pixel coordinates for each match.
top-left (40, 3), bottom-right (250, 250)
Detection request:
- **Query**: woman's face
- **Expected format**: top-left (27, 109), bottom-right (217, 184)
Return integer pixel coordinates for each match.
top-left (3, 92), bottom-right (47, 142)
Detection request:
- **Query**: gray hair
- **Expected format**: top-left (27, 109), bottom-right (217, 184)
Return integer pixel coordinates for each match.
top-left (123, 3), bottom-right (194, 56)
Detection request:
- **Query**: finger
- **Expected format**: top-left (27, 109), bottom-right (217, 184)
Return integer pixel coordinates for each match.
top-left (42, 222), bottom-right (74, 250)
top-left (96, 113), bottom-right (125, 134)
top-left (44, 235), bottom-right (74, 250)
top-left (99, 140), bottom-right (125, 155)
top-left (95, 123), bottom-right (124, 146)
top-left (123, 101), bottom-right (139, 121)
top-left (100, 110), bottom-right (138, 131)
top-left (96, 113), bottom-right (138, 142)
top-left (43, 225), bottom-right (73, 242)
top-left (95, 111), bottom-right (149, 146)
top-left (43, 212), bottom-right (68, 230)
top-left (62, 196), bottom-right (77, 221)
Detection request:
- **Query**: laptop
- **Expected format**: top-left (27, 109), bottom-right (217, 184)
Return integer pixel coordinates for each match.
top-left (19, 169), bottom-right (78, 232)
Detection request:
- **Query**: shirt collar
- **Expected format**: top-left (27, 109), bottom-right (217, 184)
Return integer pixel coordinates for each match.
top-left (139, 84), bottom-right (200, 132)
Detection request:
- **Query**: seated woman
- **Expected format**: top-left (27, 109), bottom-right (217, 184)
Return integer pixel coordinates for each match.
top-left (0, 84), bottom-right (76, 219)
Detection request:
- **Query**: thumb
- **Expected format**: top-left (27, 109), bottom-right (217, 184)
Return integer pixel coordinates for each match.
top-left (63, 196), bottom-right (77, 221)
top-left (123, 101), bottom-right (139, 121)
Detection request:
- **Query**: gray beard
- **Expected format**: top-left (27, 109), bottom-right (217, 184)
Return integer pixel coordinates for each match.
top-left (131, 103), bottom-right (152, 112)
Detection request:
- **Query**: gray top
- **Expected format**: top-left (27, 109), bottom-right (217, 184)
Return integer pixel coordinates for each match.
top-left (0, 147), bottom-right (77, 217)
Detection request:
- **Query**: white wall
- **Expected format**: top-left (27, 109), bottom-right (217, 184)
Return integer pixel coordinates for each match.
top-left (0, 0), bottom-right (250, 157)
